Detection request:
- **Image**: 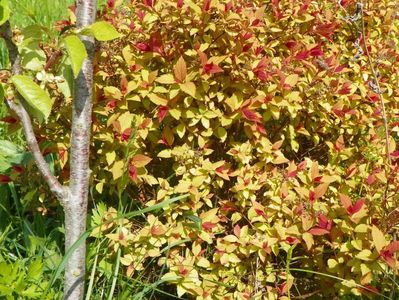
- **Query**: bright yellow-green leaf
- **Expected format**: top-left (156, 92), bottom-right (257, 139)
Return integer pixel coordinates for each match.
top-left (327, 258), bottom-right (338, 269)
top-left (302, 232), bottom-right (314, 251)
top-left (104, 86), bottom-right (122, 100)
top-left (169, 109), bottom-right (181, 120)
top-left (63, 35), bottom-right (87, 78)
top-left (176, 123), bottom-right (186, 138)
top-left (158, 149), bottom-right (171, 158)
top-left (371, 225), bottom-right (387, 252)
top-left (180, 82), bottom-right (196, 98)
top-left (0, 84), bottom-right (4, 102)
top-left (356, 249), bottom-right (373, 261)
top-left (149, 94), bottom-right (168, 106)
top-left (156, 74), bottom-right (176, 84)
top-left (80, 21), bottom-right (121, 41)
top-left (185, 0), bottom-right (202, 15)
top-left (12, 75), bottom-right (54, 121)
top-left (354, 224), bottom-right (369, 233)
top-left (285, 74), bottom-right (299, 87)
top-left (118, 112), bottom-right (133, 131)
top-left (105, 151), bottom-right (116, 166)
top-left (0, 0), bottom-right (10, 26)
top-left (110, 160), bottom-right (124, 180)
top-left (196, 257), bottom-right (210, 268)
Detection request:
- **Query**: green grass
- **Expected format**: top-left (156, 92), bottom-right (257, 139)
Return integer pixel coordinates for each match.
top-left (9, 0), bottom-right (76, 28)
top-left (9, 0), bottom-right (109, 28)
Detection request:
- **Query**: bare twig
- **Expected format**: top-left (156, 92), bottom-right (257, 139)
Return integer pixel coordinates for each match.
top-left (359, 2), bottom-right (391, 167)
top-left (291, 289), bottom-right (322, 299)
top-left (0, 21), bottom-right (68, 204)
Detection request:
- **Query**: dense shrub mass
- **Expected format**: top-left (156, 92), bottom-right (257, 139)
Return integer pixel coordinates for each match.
top-left (3, 0), bottom-right (399, 298)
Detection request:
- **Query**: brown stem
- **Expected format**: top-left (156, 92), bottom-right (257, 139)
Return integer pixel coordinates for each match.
top-left (6, 99), bottom-right (68, 202)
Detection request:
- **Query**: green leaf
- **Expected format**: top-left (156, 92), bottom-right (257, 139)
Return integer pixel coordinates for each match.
top-left (0, 83), bottom-right (4, 102)
top-left (180, 82), bottom-right (196, 98)
top-left (0, 140), bottom-right (20, 157)
top-left (12, 75), bottom-right (54, 121)
top-left (27, 259), bottom-right (43, 280)
top-left (63, 35), bottom-right (87, 78)
top-left (80, 21), bottom-right (120, 41)
top-left (0, 0), bottom-right (10, 26)
top-left (0, 140), bottom-right (31, 172)
top-left (0, 39), bottom-right (9, 69)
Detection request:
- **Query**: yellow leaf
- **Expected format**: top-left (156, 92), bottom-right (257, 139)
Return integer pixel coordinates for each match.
top-left (158, 149), bottom-right (171, 158)
top-left (175, 180), bottom-right (190, 193)
top-left (110, 160), bottom-right (124, 180)
top-left (356, 249), bottom-right (373, 261)
top-left (311, 161), bottom-right (319, 180)
top-left (314, 183), bottom-right (329, 200)
top-left (225, 94), bottom-right (242, 111)
top-left (131, 154), bottom-right (152, 168)
top-left (371, 225), bottom-right (387, 253)
top-left (301, 214), bottom-right (313, 231)
top-left (169, 108), bottom-right (181, 120)
top-left (302, 232), bottom-right (314, 250)
top-left (180, 82), bottom-right (196, 98)
top-left (95, 180), bottom-right (104, 194)
top-left (286, 91), bottom-right (301, 103)
top-left (105, 151), bottom-right (116, 166)
top-left (351, 239), bottom-right (362, 251)
top-left (197, 257), bottom-right (210, 268)
top-left (327, 258), bottom-right (338, 269)
top-left (201, 117), bottom-right (210, 129)
top-left (224, 235), bottom-right (238, 243)
top-left (272, 156), bottom-right (289, 164)
top-left (192, 175), bottom-right (206, 187)
top-left (354, 224), bottom-right (369, 233)
top-left (200, 208), bottom-right (219, 222)
top-left (174, 56), bottom-right (187, 83)
top-left (285, 74), bottom-right (299, 87)
top-left (104, 86), bottom-right (122, 100)
top-left (118, 111), bottom-right (133, 131)
top-left (388, 136), bottom-right (396, 153)
top-left (156, 74), bottom-right (175, 84)
top-left (149, 94), bottom-right (168, 106)
top-left (176, 123), bottom-right (186, 138)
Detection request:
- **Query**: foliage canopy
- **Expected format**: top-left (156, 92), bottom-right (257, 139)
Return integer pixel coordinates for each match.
top-left (2, 0), bottom-right (399, 298)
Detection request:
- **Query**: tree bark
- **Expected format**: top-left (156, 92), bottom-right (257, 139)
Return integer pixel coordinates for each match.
top-left (64, 1), bottom-right (97, 299)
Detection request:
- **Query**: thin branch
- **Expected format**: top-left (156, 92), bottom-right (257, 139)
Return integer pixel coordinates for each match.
top-left (6, 99), bottom-right (67, 202)
top-left (359, 2), bottom-right (391, 167)
top-left (356, 1), bottom-right (391, 210)
top-left (291, 289), bottom-right (322, 299)
top-left (0, 21), bottom-right (67, 204)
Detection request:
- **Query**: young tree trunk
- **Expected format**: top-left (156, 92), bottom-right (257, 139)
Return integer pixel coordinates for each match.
top-left (3, 1), bottom-right (97, 298)
top-left (64, 1), bottom-right (97, 299)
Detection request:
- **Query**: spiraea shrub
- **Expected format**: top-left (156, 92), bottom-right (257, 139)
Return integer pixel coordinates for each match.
top-left (3, 0), bottom-right (399, 298)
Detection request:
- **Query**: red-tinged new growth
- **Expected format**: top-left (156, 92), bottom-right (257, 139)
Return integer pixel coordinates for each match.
top-left (380, 241), bottom-right (399, 268)
top-left (340, 194), bottom-right (365, 216)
